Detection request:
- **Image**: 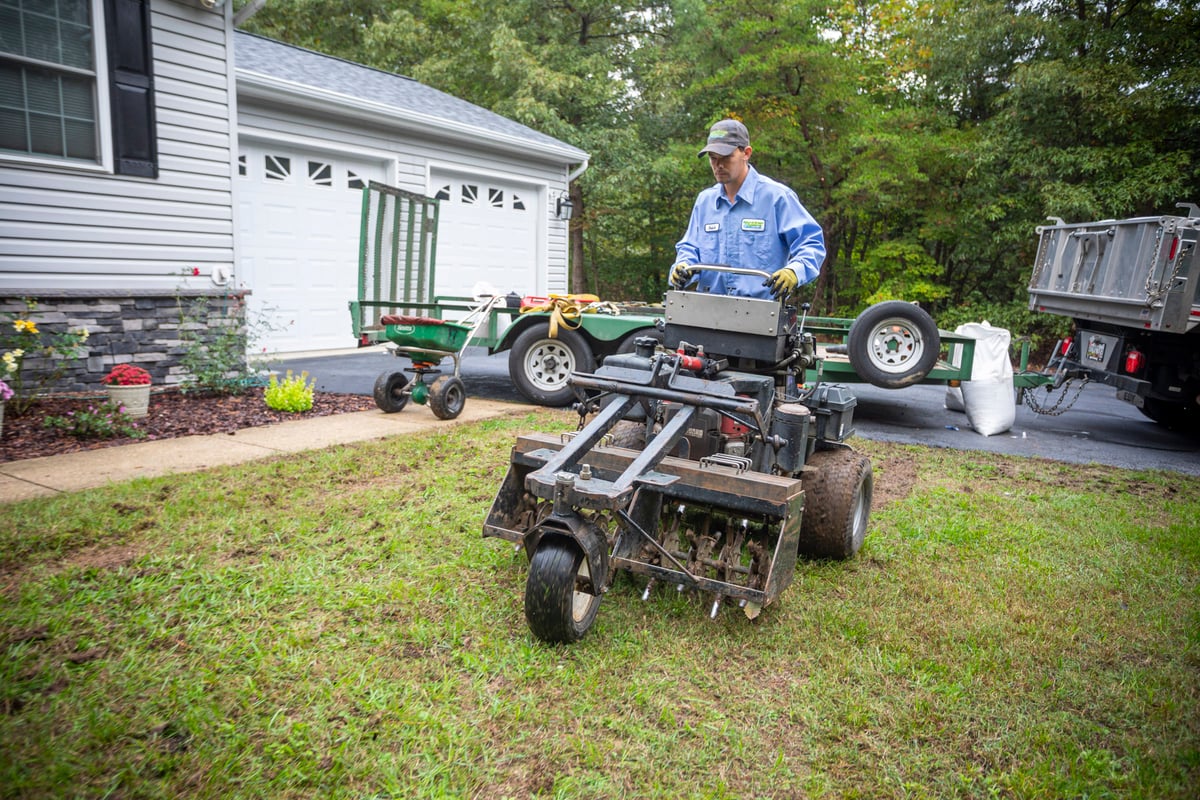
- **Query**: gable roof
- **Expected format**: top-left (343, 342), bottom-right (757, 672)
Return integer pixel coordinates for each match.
top-left (234, 31), bottom-right (588, 166)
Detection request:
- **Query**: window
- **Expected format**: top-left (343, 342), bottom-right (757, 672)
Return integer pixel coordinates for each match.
top-left (308, 160), bottom-right (332, 187)
top-left (512, 194), bottom-right (525, 211)
top-left (347, 170), bottom-right (365, 190)
top-left (461, 184), bottom-right (478, 205)
top-left (264, 154), bottom-right (291, 182)
top-left (434, 184), bottom-right (450, 201)
top-left (237, 154), bottom-right (246, 176)
top-left (488, 187), bottom-right (504, 208)
top-left (0, 0), bottom-right (156, 175)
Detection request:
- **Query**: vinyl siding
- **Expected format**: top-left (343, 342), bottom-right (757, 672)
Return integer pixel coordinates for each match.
top-left (0, 1), bottom-right (234, 294)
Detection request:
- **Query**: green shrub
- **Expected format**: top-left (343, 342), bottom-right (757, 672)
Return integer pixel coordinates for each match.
top-left (43, 399), bottom-right (144, 439)
top-left (264, 370), bottom-right (315, 413)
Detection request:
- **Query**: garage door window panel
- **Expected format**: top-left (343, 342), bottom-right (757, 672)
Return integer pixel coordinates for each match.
top-left (308, 160), bottom-right (332, 187)
top-left (265, 154), bottom-right (291, 182)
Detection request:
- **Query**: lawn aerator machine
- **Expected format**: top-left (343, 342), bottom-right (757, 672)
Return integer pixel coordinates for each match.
top-left (484, 266), bottom-right (874, 643)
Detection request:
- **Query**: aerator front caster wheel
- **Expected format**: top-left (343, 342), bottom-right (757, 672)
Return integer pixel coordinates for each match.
top-left (508, 323), bottom-right (595, 406)
top-left (373, 370), bottom-right (410, 413)
top-left (847, 301), bottom-right (940, 389)
top-left (798, 447), bottom-right (873, 560)
top-left (524, 538), bottom-right (601, 643)
top-left (428, 375), bottom-right (466, 420)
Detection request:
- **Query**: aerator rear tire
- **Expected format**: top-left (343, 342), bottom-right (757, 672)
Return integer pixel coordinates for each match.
top-left (429, 375), bottom-right (466, 420)
top-left (525, 538), bottom-right (601, 643)
top-left (799, 447), bottom-right (873, 560)
top-left (373, 370), bottom-right (410, 413)
top-left (508, 324), bottom-right (595, 407)
top-left (847, 301), bottom-right (940, 389)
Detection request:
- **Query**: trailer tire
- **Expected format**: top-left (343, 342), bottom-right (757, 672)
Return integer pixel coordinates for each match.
top-left (525, 538), bottom-right (600, 643)
top-left (373, 370), bottom-right (410, 413)
top-left (799, 448), bottom-right (873, 560)
top-left (847, 301), bottom-right (940, 389)
top-left (429, 375), bottom-right (466, 420)
top-left (509, 324), bottom-right (595, 406)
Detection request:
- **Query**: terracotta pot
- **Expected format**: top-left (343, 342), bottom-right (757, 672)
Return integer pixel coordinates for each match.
top-left (105, 384), bottom-right (151, 418)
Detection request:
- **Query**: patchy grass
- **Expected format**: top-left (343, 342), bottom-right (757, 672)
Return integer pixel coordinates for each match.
top-left (2, 410), bottom-right (1198, 799)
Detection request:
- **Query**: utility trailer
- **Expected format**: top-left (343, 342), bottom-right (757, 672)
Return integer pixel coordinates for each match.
top-left (484, 267), bottom-right (874, 642)
top-left (1028, 204), bottom-right (1200, 430)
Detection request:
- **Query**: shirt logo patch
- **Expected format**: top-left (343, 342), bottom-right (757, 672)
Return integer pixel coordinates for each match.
top-left (741, 219), bottom-right (765, 232)
top-left (704, 223), bottom-right (720, 232)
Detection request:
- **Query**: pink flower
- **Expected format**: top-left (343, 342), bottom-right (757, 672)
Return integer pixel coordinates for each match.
top-left (102, 364), bottom-right (151, 386)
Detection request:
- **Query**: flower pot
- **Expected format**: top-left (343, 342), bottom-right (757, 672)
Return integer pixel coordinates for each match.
top-left (106, 384), bottom-right (151, 418)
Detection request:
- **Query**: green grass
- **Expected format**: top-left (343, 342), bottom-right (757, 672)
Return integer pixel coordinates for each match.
top-left (2, 410), bottom-right (1198, 799)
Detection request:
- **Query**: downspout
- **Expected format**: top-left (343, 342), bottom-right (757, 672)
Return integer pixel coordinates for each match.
top-left (567, 158), bottom-right (589, 183)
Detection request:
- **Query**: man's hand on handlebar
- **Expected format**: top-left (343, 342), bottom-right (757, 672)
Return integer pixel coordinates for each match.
top-left (669, 262), bottom-right (696, 288)
top-left (764, 267), bottom-right (799, 299)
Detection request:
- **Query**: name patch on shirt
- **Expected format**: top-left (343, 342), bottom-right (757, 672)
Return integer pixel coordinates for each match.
top-left (704, 223), bottom-right (720, 232)
top-left (741, 219), bottom-right (766, 232)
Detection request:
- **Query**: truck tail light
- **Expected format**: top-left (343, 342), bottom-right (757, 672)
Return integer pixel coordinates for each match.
top-left (1124, 349), bottom-right (1145, 375)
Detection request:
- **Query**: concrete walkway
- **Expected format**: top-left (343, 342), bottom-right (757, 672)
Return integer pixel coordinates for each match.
top-left (0, 399), bottom-right (528, 503)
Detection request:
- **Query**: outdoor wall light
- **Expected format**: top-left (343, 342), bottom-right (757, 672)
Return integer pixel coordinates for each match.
top-left (555, 194), bottom-right (574, 221)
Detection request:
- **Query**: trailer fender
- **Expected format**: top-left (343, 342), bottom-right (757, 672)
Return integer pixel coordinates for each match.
top-left (525, 513), bottom-right (611, 596)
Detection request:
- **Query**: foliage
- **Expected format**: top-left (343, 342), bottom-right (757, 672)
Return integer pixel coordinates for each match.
top-left (0, 300), bottom-right (90, 416)
top-left (2, 414), bottom-right (1199, 797)
top-left (176, 295), bottom-right (281, 396)
top-left (239, 0), bottom-right (1200, 324)
top-left (42, 399), bottom-right (145, 440)
top-left (101, 364), bottom-right (151, 387)
top-left (264, 370), bottom-right (316, 413)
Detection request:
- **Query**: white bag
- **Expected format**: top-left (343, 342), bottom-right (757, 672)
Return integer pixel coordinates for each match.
top-left (944, 384), bottom-right (966, 412)
top-left (956, 321), bottom-right (1015, 436)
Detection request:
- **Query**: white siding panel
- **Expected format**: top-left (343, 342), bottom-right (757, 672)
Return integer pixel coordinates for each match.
top-left (0, 1), bottom-right (234, 294)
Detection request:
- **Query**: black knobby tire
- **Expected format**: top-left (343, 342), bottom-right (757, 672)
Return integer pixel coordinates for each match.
top-left (524, 538), bottom-right (601, 643)
top-left (799, 447), bottom-right (873, 560)
top-left (373, 370), bottom-right (410, 413)
top-left (508, 324), bottom-right (595, 406)
top-left (847, 301), bottom-right (940, 389)
top-left (428, 375), bottom-right (466, 420)
top-left (606, 420), bottom-right (647, 449)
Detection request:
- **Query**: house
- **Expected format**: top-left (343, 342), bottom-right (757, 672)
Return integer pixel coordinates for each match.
top-left (0, 1), bottom-right (588, 391)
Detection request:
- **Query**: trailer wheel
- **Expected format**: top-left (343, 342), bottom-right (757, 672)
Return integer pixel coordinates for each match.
top-left (525, 538), bottom-right (600, 643)
top-left (373, 370), bottom-right (410, 413)
top-left (799, 448), bottom-right (873, 560)
top-left (509, 324), bottom-right (594, 406)
top-left (847, 301), bottom-right (940, 389)
top-left (428, 375), bottom-right (466, 420)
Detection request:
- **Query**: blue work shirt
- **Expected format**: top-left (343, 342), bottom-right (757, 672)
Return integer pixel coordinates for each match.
top-left (674, 165), bottom-right (825, 298)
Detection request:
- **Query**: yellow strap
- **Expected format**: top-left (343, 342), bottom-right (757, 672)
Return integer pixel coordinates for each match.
top-left (520, 296), bottom-right (583, 337)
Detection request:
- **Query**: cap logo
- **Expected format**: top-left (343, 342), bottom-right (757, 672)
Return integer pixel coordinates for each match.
top-left (709, 130), bottom-right (730, 140)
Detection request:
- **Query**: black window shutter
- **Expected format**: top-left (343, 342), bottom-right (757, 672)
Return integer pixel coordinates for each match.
top-left (105, 0), bottom-right (157, 177)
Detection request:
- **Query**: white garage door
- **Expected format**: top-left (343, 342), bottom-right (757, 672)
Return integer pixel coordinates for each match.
top-left (237, 142), bottom-right (387, 354)
top-left (430, 172), bottom-right (540, 299)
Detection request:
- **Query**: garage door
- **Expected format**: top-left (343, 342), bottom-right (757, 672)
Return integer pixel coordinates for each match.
top-left (237, 142), bottom-right (387, 354)
top-left (430, 172), bottom-right (540, 299)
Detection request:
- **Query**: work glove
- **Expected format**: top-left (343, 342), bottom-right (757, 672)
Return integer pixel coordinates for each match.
top-left (764, 267), bottom-right (799, 299)
top-left (669, 262), bottom-right (696, 289)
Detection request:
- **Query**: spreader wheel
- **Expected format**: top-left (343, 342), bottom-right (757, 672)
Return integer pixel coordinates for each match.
top-left (373, 370), bottom-right (410, 413)
top-left (799, 447), bottom-right (873, 560)
top-left (508, 324), bottom-right (594, 407)
top-left (847, 301), bottom-right (940, 389)
top-left (429, 375), bottom-right (466, 420)
top-left (525, 539), bottom-right (601, 643)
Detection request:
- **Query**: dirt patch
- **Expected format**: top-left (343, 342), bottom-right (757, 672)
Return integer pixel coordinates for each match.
top-left (870, 448), bottom-right (922, 508)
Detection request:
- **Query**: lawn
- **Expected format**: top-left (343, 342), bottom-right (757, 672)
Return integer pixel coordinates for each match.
top-left (2, 410), bottom-right (1197, 799)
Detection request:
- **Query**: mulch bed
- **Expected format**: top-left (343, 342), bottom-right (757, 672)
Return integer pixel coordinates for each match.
top-left (0, 389), bottom-right (377, 464)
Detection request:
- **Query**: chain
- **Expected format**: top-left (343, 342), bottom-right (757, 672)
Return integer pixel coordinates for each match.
top-left (1021, 377), bottom-right (1090, 416)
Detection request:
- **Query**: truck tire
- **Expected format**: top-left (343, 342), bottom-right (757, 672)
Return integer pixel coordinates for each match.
top-left (1139, 396), bottom-right (1200, 434)
top-left (373, 370), bottom-right (410, 413)
top-left (508, 324), bottom-right (595, 406)
top-left (428, 375), bottom-right (466, 420)
top-left (525, 538), bottom-right (601, 643)
top-left (606, 420), bottom-right (647, 449)
top-left (615, 327), bottom-right (664, 355)
top-left (799, 447), bottom-right (873, 560)
top-left (847, 301), bottom-right (940, 389)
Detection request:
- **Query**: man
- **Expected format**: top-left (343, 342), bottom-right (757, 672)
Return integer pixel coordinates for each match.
top-left (671, 119), bottom-right (825, 300)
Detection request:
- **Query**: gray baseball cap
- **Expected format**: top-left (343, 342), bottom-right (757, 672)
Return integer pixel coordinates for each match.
top-left (698, 119), bottom-right (750, 157)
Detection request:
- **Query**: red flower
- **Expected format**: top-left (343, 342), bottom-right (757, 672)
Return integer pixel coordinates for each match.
top-left (102, 364), bottom-right (152, 386)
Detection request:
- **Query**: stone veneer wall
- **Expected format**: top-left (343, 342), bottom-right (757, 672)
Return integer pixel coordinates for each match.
top-left (0, 291), bottom-right (249, 394)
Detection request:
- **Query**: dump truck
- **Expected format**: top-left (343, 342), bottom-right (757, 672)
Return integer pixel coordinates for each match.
top-left (1027, 204), bottom-right (1200, 431)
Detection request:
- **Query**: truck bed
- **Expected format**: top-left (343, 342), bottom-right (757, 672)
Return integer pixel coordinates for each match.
top-left (1027, 211), bottom-right (1200, 333)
